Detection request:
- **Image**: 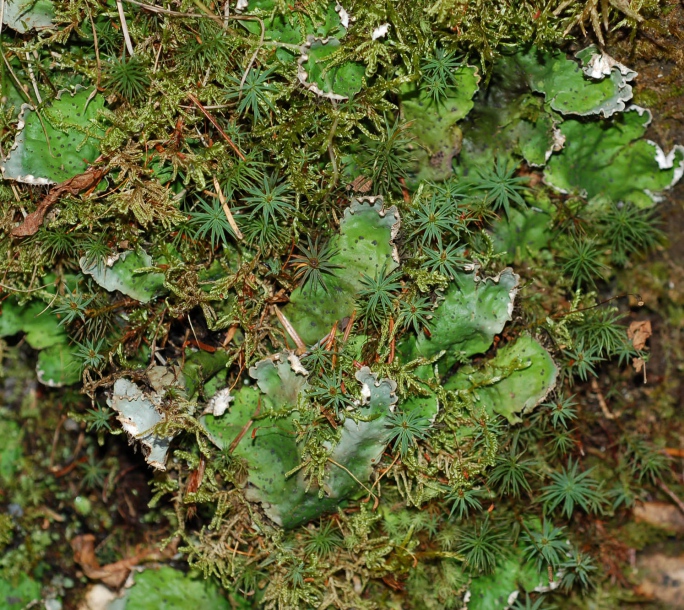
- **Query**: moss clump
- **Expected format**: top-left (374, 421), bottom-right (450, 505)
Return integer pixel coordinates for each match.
top-left (0, 1), bottom-right (682, 608)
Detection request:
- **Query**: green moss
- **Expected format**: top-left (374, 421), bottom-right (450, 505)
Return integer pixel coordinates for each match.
top-left (0, 1), bottom-right (680, 607)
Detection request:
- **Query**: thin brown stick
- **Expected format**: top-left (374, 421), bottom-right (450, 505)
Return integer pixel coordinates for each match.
top-left (657, 479), bottom-right (684, 516)
top-left (327, 321), bottom-right (339, 367)
top-left (187, 93), bottom-right (246, 160)
top-left (590, 378), bottom-right (616, 420)
top-left (342, 309), bottom-right (356, 343)
top-left (116, 0), bottom-right (135, 56)
top-left (227, 399), bottom-right (261, 454)
top-left (325, 321), bottom-right (338, 351)
top-left (213, 176), bottom-right (243, 240)
top-left (273, 305), bottom-right (306, 353)
top-left (327, 458), bottom-right (378, 502)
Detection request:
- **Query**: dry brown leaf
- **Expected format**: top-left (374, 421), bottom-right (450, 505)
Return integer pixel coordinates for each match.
top-left (632, 356), bottom-right (646, 373)
top-left (12, 168), bottom-right (105, 237)
top-left (71, 534), bottom-right (136, 589)
top-left (348, 175), bottom-right (373, 193)
top-left (628, 320), bottom-right (652, 351)
top-left (71, 533), bottom-right (171, 589)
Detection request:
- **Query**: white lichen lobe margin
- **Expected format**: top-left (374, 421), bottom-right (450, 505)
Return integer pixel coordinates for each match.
top-left (204, 387), bottom-right (234, 417)
top-left (335, 2), bottom-right (350, 28)
top-left (371, 23), bottom-right (389, 40)
top-left (287, 352), bottom-right (309, 376)
top-left (107, 375), bottom-right (176, 470)
top-left (582, 49), bottom-right (637, 81)
top-left (297, 36), bottom-right (349, 101)
top-left (651, 142), bottom-right (684, 187)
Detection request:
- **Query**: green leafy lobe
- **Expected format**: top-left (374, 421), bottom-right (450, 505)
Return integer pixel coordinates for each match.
top-left (284, 197), bottom-right (400, 345)
top-left (121, 566), bottom-right (230, 610)
top-left (445, 334), bottom-right (558, 424)
top-left (80, 250), bottom-right (167, 304)
top-left (298, 37), bottom-right (365, 100)
top-left (545, 107), bottom-right (684, 208)
top-left (401, 65), bottom-right (480, 182)
top-left (407, 268), bottom-right (519, 370)
top-left (202, 353), bottom-right (398, 528)
top-left (1, 88), bottom-right (104, 184)
top-left (514, 47), bottom-right (635, 117)
top-left (0, 296), bottom-right (80, 387)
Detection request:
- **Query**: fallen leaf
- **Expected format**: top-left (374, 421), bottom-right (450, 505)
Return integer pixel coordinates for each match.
top-left (71, 534), bottom-right (136, 589)
top-left (71, 533), bottom-right (172, 589)
top-left (628, 320), bottom-right (652, 351)
top-left (348, 175), bottom-right (373, 193)
top-left (12, 168), bottom-right (104, 237)
top-left (632, 357), bottom-right (646, 373)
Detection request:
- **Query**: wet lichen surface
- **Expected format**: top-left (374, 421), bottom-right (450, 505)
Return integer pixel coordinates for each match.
top-left (1, 1), bottom-right (684, 609)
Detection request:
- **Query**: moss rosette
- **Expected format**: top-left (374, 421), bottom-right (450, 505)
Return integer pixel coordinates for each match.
top-left (284, 196), bottom-right (400, 345)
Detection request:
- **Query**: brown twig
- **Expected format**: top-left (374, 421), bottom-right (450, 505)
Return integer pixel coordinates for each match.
top-left (325, 321), bottom-right (338, 352)
top-left (273, 305), bottom-right (306, 353)
top-left (342, 310), bottom-right (356, 343)
top-left (325, 321), bottom-right (339, 368)
top-left (227, 398), bottom-right (261, 454)
top-left (398, 177), bottom-right (411, 203)
top-left (590, 377), bottom-right (616, 420)
top-left (183, 338), bottom-right (217, 353)
top-left (657, 478), bottom-right (684, 516)
top-left (187, 93), bottom-right (246, 160)
top-left (213, 175), bottom-right (243, 239)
